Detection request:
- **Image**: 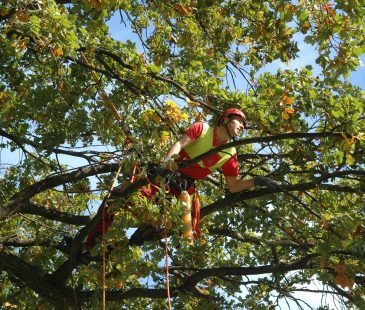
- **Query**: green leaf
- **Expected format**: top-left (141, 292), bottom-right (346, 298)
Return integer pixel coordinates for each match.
top-left (309, 89), bottom-right (317, 99)
top-left (29, 15), bottom-right (40, 34)
top-left (297, 10), bottom-right (308, 21)
top-left (331, 109), bottom-right (344, 118)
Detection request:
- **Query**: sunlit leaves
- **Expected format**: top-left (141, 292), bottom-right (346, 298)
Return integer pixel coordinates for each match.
top-left (0, 0), bottom-right (364, 309)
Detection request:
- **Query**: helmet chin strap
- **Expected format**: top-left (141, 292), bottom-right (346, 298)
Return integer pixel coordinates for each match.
top-left (224, 121), bottom-right (235, 139)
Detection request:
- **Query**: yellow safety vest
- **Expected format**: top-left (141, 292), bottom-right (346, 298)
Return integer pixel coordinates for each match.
top-left (183, 125), bottom-right (236, 173)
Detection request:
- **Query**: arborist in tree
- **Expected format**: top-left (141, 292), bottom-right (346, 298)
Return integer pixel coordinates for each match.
top-left (83, 108), bottom-right (279, 254)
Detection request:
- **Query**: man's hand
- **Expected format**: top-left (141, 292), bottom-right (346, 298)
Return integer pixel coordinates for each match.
top-left (161, 156), bottom-right (178, 171)
top-left (252, 176), bottom-right (280, 190)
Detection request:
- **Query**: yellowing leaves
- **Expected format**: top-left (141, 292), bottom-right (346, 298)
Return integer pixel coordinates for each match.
top-left (142, 100), bottom-right (187, 125)
top-left (141, 109), bottom-right (160, 123)
top-left (322, 3), bottom-right (335, 17)
top-left (51, 47), bottom-right (64, 58)
top-left (133, 246), bottom-right (142, 259)
top-left (285, 107), bottom-right (296, 114)
top-left (175, 3), bottom-right (193, 16)
top-left (205, 48), bottom-right (215, 57)
top-left (0, 91), bottom-right (9, 103)
top-left (152, 129), bottom-right (170, 146)
top-left (281, 94), bottom-right (296, 121)
top-left (346, 154), bottom-right (355, 165)
top-left (283, 108), bottom-right (296, 120)
top-left (337, 133), bottom-right (357, 162)
top-left (285, 3), bottom-right (298, 13)
top-left (186, 97), bottom-right (199, 108)
top-left (89, 0), bottom-right (106, 10)
top-left (110, 278), bottom-right (125, 290)
top-left (16, 11), bottom-right (28, 23)
top-left (18, 37), bottom-right (30, 50)
top-left (165, 100), bottom-right (188, 123)
top-left (3, 301), bottom-right (17, 308)
top-left (334, 261), bottom-right (355, 289)
top-left (282, 95), bottom-right (294, 105)
top-left (354, 132), bottom-right (364, 141)
top-left (37, 38), bottom-right (50, 49)
top-left (160, 130), bottom-right (170, 144)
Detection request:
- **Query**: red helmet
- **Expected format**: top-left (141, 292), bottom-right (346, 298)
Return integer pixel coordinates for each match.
top-left (218, 108), bottom-right (247, 127)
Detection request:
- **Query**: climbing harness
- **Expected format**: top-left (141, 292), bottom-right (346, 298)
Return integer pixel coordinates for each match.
top-left (147, 164), bottom-right (201, 240)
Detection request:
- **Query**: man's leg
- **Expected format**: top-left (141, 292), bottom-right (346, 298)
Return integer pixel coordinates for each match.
top-left (85, 209), bottom-right (114, 251)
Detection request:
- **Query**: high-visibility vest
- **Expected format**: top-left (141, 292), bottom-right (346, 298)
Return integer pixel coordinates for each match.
top-left (183, 126), bottom-right (236, 172)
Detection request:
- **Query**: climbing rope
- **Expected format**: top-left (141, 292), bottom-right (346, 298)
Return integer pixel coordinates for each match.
top-left (147, 173), bottom-right (172, 309)
top-left (163, 212), bottom-right (172, 310)
top-left (101, 162), bottom-right (122, 310)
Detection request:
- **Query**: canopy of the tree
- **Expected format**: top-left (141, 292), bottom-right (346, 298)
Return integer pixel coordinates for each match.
top-left (0, 1), bottom-right (364, 309)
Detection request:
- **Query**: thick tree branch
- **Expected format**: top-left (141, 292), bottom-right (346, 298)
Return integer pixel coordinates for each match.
top-left (0, 251), bottom-right (77, 309)
top-left (74, 255), bottom-right (318, 301)
top-left (179, 254), bottom-right (318, 290)
top-left (111, 180), bottom-right (361, 248)
top-left (0, 162), bottom-right (120, 220)
top-left (0, 236), bottom-right (68, 254)
top-left (22, 202), bottom-right (90, 225)
top-left (200, 182), bottom-right (359, 217)
top-left (48, 179), bottom-right (147, 284)
top-left (179, 131), bottom-right (349, 169)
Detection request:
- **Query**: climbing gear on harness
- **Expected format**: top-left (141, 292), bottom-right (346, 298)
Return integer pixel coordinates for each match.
top-left (160, 156), bottom-right (179, 171)
top-left (192, 192), bottom-right (201, 240)
top-left (147, 163), bottom-right (194, 192)
top-left (180, 191), bottom-right (194, 245)
top-left (147, 163), bottom-right (200, 241)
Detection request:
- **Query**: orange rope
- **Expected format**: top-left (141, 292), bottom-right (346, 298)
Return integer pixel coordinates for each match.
top-left (129, 161), bottom-right (141, 183)
top-left (101, 163), bottom-right (122, 310)
top-left (163, 212), bottom-right (172, 310)
top-left (144, 172), bottom-right (172, 308)
top-left (102, 204), bottom-right (106, 310)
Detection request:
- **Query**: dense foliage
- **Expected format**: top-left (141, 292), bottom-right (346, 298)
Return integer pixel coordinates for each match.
top-left (0, 0), bottom-right (364, 309)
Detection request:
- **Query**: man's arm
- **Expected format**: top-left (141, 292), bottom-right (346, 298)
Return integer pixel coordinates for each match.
top-left (225, 176), bottom-right (255, 193)
top-left (162, 133), bottom-right (192, 161)
top-left (225, 175), bottom-right (280, 193)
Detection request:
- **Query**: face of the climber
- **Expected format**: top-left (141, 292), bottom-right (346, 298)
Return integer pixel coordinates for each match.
top-left (224, 115), bottom-right (245, 137)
